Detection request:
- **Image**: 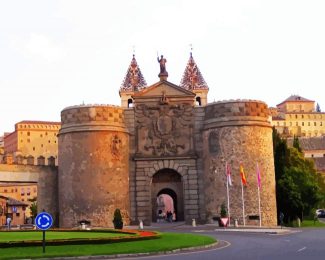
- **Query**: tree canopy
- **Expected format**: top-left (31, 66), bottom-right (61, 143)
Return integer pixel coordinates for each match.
top-left (273, 128), bottom-right (325, 223)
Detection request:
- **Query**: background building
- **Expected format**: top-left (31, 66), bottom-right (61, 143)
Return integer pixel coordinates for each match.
top-left (271, 95), bottom-right (325, 137)
top-left (287, 136), bottom-right (325, 174)
top-left (4, 121), bottom-right (61, 166)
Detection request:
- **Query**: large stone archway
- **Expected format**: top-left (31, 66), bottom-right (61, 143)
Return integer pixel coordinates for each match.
top-left (151, 169), bottom-right (184, 222)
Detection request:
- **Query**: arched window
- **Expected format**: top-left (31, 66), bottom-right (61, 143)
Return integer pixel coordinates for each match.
top-left (195, 96), bottom-right (202, 106)
top-left (128, 98), bottom-right (133, 108)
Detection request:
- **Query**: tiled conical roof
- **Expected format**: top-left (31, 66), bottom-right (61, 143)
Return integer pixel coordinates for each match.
top-left (120, 55), bottom-right (147, 92)
top-left (180, 53), bottom-right (208, 90)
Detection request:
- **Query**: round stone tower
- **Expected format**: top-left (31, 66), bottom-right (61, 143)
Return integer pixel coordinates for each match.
top-left (202, 100), bottom-right (277, 226)
top-left (58, 105), bottom-right (130, 228)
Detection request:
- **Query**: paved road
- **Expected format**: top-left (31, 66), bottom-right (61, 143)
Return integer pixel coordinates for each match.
top-left (119, 227), bottom-right (325, 260)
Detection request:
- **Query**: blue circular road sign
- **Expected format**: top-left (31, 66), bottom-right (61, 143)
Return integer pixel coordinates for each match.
top-left (35, 212), bottom-right (53, 230)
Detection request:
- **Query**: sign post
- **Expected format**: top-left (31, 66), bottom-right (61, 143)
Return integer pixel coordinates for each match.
top-left (35, 212), bottom-right (53, 253)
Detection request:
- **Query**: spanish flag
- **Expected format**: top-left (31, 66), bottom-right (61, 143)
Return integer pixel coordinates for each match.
top-left (240, 164), bottom-right (247, 185)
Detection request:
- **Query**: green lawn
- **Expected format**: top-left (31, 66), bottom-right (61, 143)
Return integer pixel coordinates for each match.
top-left (0, 232), bottom-right (216, 259)
top-left (0, 231), bottom-right (129, 242)
top-left (300, 219), bottom-right (325, 227)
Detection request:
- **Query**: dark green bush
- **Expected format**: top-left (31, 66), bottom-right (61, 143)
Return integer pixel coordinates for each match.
top-left (113, 209), bottom-right (123, 229)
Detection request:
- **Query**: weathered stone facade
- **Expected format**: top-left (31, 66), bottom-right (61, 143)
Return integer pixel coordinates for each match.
top-left (57, 55), bottom-right (277, 227)
top-left (58, 106), bottom-right (130, 228)
top-left (57, 83), bottom-right (277, 227)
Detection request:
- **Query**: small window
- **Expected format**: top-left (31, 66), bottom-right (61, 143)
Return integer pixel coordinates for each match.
top-left (308, 122), bottom-right (311, 126)
top-left (302, 122), bottom-right (304, 126)
top-left (16, 213), bottom-right (20, 217)
top-left (33, 147), bottom-right (35, 151)
top-left (196, 96), bottom-right (202, 106)
top-left (27, 139), bottom-right (30, 143)
top-left (48, 140), bottom-right (50, 143)
top-left (311, 154), bottom-right (314, 158)
top-left (127, 98), bottom-right (133, 108)
top-left (41, 144), bottom-right (43, 148)
top-left (40, 134), bottom-right (43, 137)
top-left (314, 122), bottom-right (317, 126)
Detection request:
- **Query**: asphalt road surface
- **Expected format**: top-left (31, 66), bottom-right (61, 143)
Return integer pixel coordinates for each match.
top-left (120, 228), bottom-right (325, 260)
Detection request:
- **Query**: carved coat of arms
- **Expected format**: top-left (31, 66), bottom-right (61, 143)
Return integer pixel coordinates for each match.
top-left (136, 102), bottom-right (193, 156)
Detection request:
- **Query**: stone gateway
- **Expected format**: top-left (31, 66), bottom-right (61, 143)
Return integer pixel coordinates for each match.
top-left (58, 54), bottom-right (277, 227)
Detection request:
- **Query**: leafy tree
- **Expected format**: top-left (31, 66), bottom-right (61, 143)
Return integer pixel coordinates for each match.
top-left (273, 128), bottom-right (323, 223)
top-left (316, 103), bottom-right (321, 112)
top-left (292, 135), bottom-right (302, 153)
top-left (28, 197), bottom-right (37, 220)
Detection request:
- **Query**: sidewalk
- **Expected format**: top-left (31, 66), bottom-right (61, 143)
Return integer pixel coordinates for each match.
top-left (125, 221), bottom-right (294, 234)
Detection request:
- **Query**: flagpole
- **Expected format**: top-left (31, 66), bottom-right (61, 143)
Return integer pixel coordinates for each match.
top-left (241, 178), bottom-right (246, 226)
top-left (226, 162), bottom-right (231, 226)
top-left (257, 185), bottom-right (261, 227)
top-left (257, 163), bottom-right (262, 227)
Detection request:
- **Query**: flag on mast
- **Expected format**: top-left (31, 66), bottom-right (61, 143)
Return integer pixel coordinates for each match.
top-left (240, 164), bottom-right (247, 185)
top-left (226, 163), bottom-right (232, 186)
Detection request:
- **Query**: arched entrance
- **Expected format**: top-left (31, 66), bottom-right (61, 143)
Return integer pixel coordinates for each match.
top-left (151, 168), bottom-right (184, 222)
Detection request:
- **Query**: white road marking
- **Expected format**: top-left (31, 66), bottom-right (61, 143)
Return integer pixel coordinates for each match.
top-left (297, 247), bottom-right (306, 252)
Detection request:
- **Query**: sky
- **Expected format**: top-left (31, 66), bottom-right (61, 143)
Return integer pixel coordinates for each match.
top-left (1, 0), bottom-right (325, 134)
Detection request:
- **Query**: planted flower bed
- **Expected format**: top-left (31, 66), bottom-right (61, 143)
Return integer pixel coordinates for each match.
top-left (0, 229), bottom-right (159, 248)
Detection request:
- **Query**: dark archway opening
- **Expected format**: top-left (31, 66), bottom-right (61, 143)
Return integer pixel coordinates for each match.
top-left (151, 169), bottom-right (184, 222)
top-left (157, 188), bottom-right (178, 221)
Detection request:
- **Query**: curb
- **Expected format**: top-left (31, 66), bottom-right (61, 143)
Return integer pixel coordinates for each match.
top-left (41, 241), bottom-right (219, 260)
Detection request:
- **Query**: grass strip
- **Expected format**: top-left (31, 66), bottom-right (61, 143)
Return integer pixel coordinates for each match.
top-left (0, 232), bottom-right (216, 259)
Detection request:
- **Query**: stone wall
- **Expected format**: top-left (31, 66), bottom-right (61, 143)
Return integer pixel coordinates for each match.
top-left (58, 105), bottom-right (130, 228)
top-left (0, 163), bottom-right (58, 225)
top-left (130, 158), bottom-right (200, 225)
top-left (202, 100), bottom-right (277, 226)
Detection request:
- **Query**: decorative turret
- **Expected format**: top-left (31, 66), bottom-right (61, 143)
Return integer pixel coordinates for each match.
top-left (180, 53), bottom-right (209, 106)
top-left (119, 55), bottom-right (147, 107)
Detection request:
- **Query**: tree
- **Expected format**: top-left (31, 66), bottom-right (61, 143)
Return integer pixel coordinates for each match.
top-left (273, 128), bottom-right (323, 223)
top-left (28, 197), bottom-right (37, 220)
top-left (293, 135), bottom-right (302, 153)
top-left (316, 103), bottom-right (321, 112)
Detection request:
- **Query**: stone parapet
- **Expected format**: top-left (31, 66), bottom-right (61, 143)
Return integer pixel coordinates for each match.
top-left (60, 105), bottom-right (127, 135)
top-left (204, 100), bottom-right (271, 129)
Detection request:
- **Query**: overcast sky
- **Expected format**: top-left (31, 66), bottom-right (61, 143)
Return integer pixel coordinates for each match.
top-left (1, 0), bottom-right (325, 134)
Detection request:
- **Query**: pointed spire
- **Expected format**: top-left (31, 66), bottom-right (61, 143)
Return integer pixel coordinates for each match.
top-left (180, 52), bottom-right (208, 90)
top-left (120, 54), bottom-right (147, 92)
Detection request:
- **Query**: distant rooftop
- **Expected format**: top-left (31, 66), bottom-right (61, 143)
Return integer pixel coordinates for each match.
top-left (16, 120), bottom-right (61, 125)
top-left (277, 95), bottom-right (314, 106)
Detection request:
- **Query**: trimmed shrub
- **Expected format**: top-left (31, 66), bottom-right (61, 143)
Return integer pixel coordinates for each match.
top-left (113, 209), bottom-right (123, 229)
